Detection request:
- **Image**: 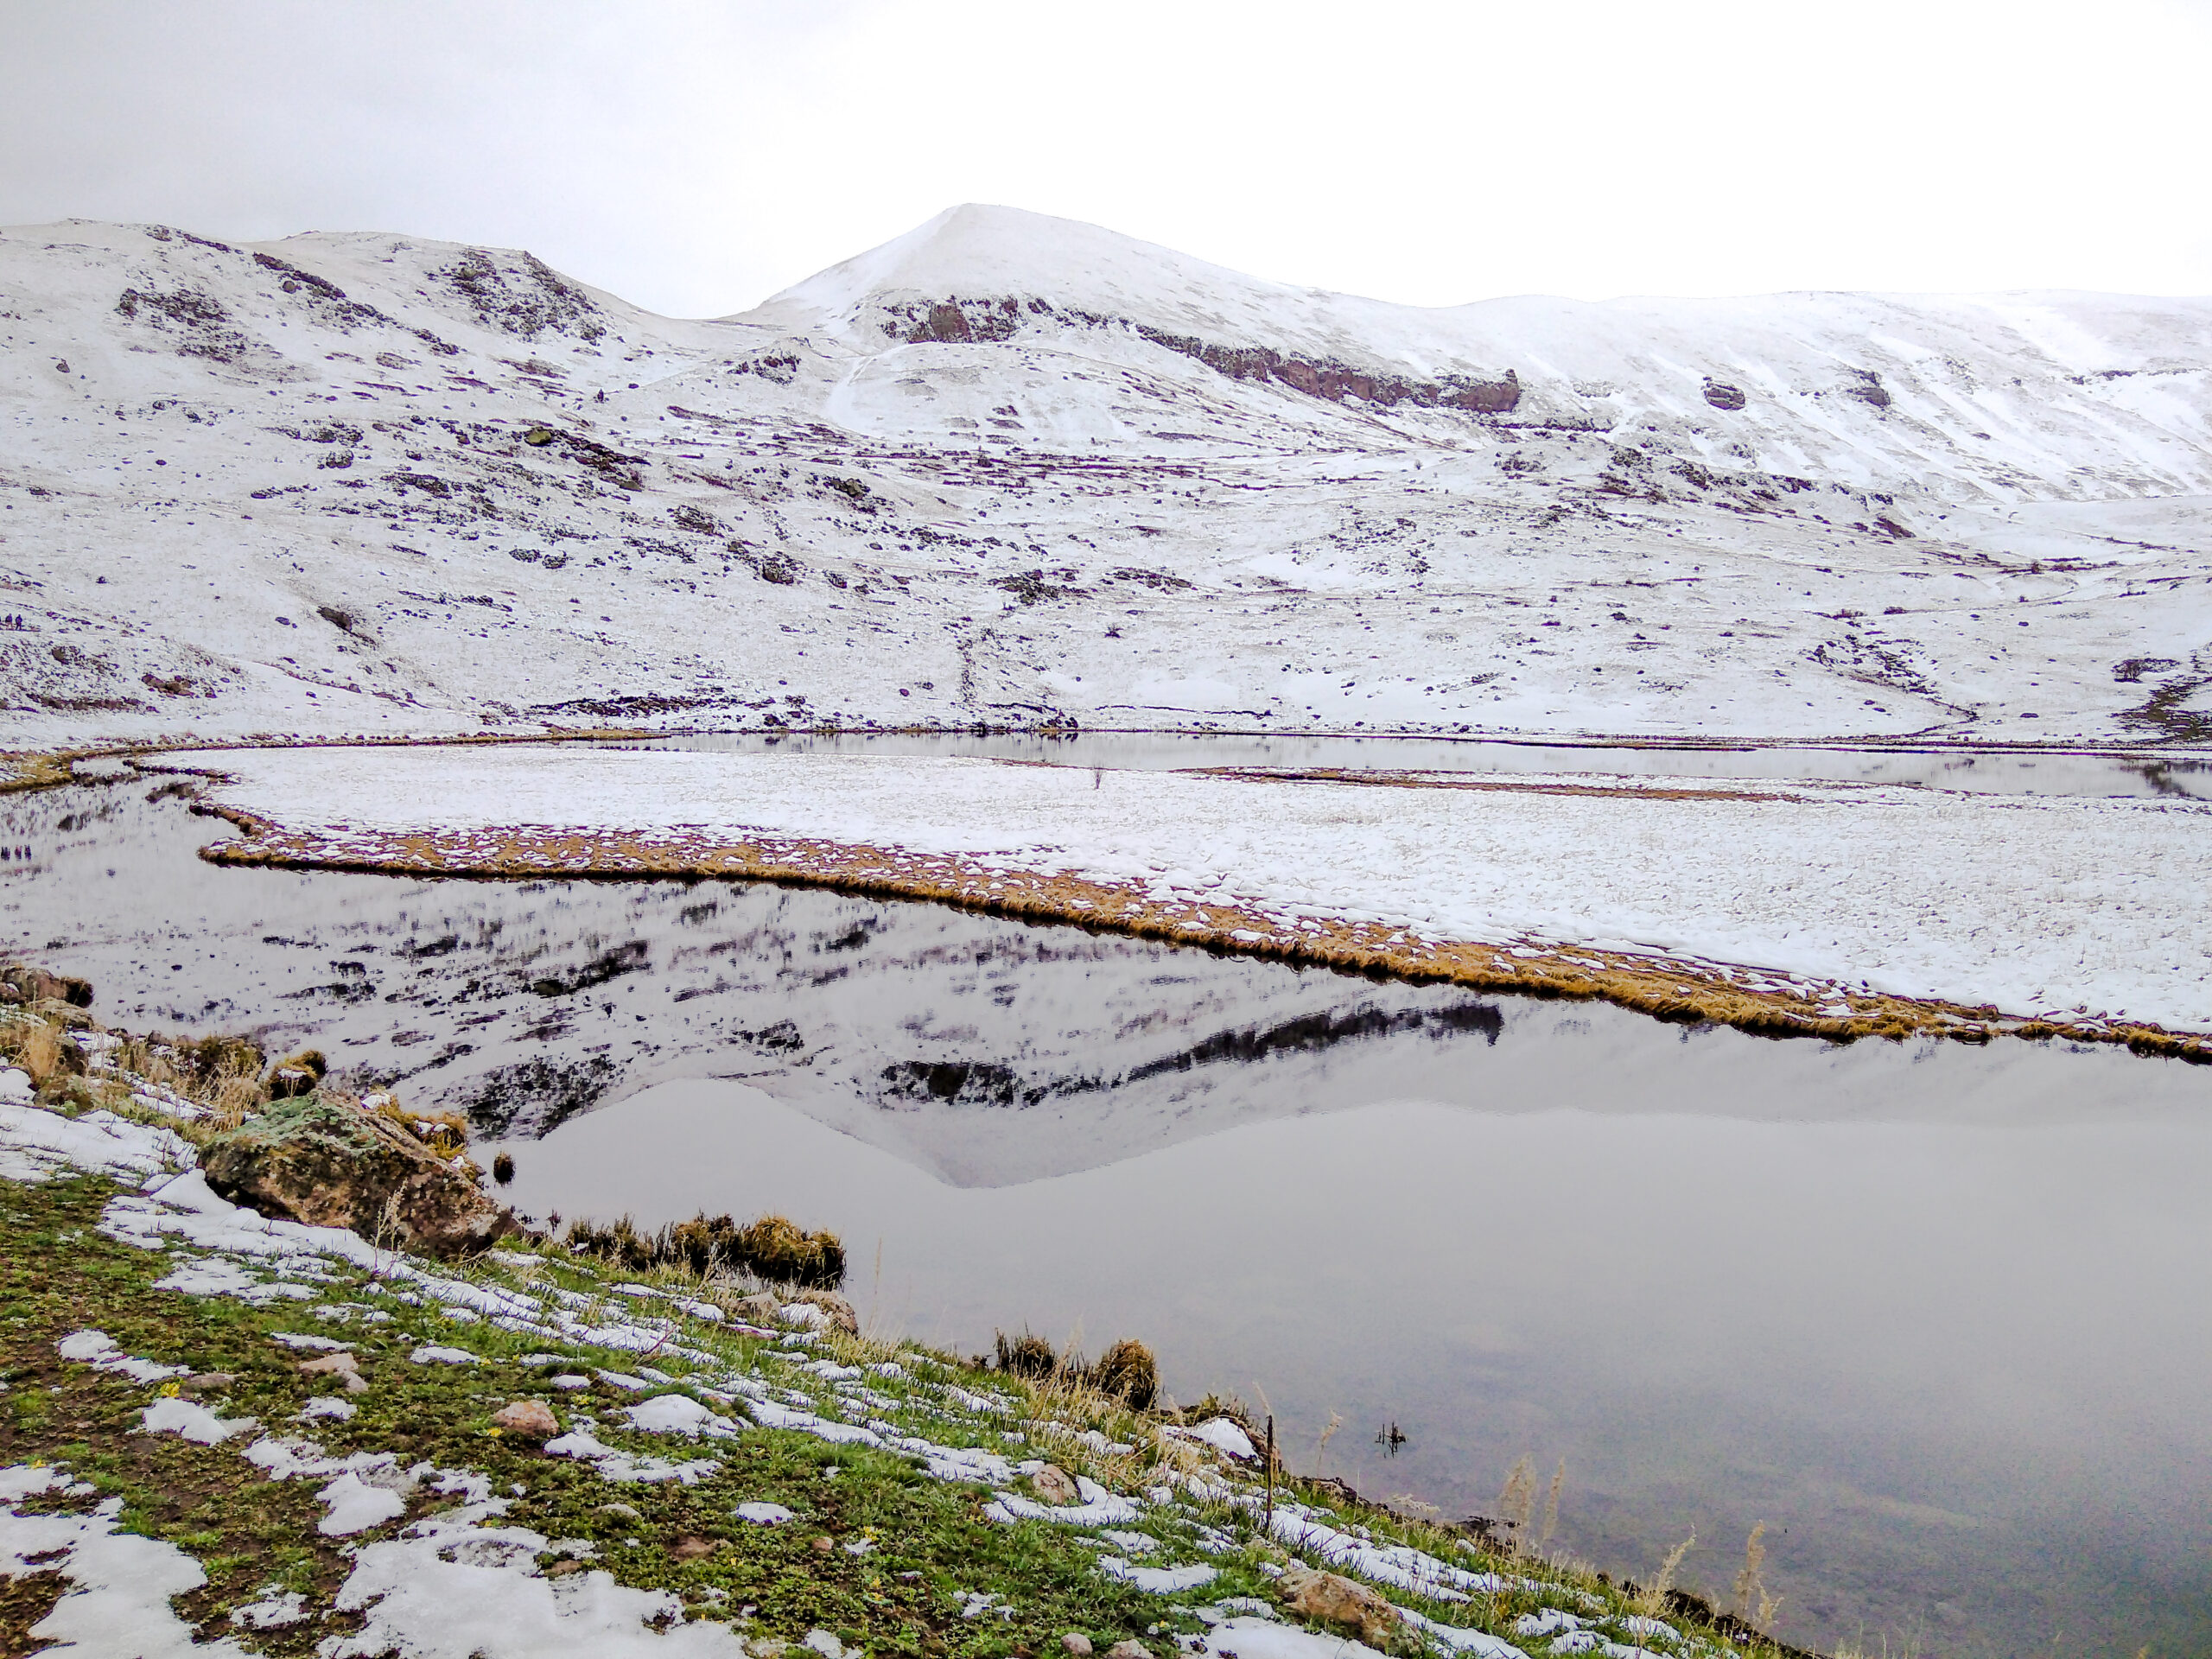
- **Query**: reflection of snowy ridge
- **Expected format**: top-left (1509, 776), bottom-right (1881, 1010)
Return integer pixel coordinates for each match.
top-left (0, 786), bottom-right (1518, 1179)
top-left (2, 207), bottom-right (2209, 748)
top-left (12, 782), bottom-right (2210, 1190)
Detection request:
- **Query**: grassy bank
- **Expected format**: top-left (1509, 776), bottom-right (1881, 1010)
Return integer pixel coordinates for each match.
top-left (0, 996), bottom-right (1814, 1659)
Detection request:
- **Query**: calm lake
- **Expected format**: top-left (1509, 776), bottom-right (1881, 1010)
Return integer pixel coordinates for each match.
top-left (5, 762), bottom-right (2209, 1657)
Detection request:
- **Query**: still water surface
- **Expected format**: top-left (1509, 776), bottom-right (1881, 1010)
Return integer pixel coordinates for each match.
top-left (4, 771), bottom-right (2209, 1656)
top-left (610, 729), bottom-right (2212, 798)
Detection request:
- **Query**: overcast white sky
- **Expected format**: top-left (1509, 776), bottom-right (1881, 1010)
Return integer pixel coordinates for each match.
top-left (3, 0), bottom-right (2209, 317)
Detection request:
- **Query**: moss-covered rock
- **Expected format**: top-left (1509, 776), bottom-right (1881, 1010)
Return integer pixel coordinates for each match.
top-left (200, 1094), bottom-right (514, 1258)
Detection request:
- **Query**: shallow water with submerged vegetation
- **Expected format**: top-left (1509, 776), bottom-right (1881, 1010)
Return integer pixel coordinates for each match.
top-left (3, 768), bottom-right (2211, 1656)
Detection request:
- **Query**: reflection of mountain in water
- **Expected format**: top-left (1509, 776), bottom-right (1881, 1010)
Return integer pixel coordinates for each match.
top-left (4, 783), bottom-right (1517, 1182)
top-left (880, 1001), bottom-right (1502, 1106)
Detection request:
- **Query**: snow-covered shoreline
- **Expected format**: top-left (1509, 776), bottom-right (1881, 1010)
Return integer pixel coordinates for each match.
top-left (0, 1069), bottom-right (1703, 1659)
top-left (174, 743), bottom-right (2212, 1043)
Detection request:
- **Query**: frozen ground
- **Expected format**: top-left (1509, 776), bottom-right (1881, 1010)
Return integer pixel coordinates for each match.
top-left (177, 743), bottom-right (2212, 1037)
top-left (2, 206), bottom-right (2209, 749)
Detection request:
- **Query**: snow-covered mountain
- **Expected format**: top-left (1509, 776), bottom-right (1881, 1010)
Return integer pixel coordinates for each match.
top-left (3, 204), bottom-right (2209, 748)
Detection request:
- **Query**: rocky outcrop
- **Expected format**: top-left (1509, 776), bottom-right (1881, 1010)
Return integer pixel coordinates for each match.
top-left (1134, 322), bottom-right (1521, 413)
top-left (888, 292), bottom-right (1522, 414)
top-left (1843, 369), bottom-right (1892, 408)
top-left (0, 964), bottom-right (93, 1008)
top-left (201, 1095), bottom-right (515, 1259)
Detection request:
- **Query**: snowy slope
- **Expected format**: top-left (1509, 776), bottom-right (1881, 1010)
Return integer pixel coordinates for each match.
top-left (2, 207), bottom-right (2209, 749)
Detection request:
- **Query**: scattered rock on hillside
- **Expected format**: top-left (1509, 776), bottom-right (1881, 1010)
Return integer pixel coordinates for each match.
top-left (785, 1288), bottom-right (858, 1335)
top-left (201, 1095), bottom-right (515, 1258)
top-left (1031, 1464), bottom-right (1079, 1504)
top-left (1061, 1636), bottom-right (1094, 1656)
top-left (1275, 1566), bottom-right (1402, 1647)
top-left (297, 1351), bottom-right (368, 1394)
top-left (492, 1399), bottom-right (560, 1441)
top-left (730, 1291), bottom-right (783, 1325)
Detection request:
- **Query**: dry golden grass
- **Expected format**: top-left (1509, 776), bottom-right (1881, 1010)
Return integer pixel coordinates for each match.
top-left (1733, 1520), bottom-right (1783, 1628)
top-left (4, 995), bottom-right (278, 1137)
top-left (0, 750), bottom-right (78, 795)
top-left (1633, 1527), bottom-right (1697, 1618)
top-left (1497, 1454), bottom-right (1538, 1542)
top-left (194, 810), bottom-right (2212, 1066)
top-left (11, 1020), bottom-right (66, 1085)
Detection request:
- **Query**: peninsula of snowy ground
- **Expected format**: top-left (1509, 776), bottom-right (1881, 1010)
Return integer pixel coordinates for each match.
top-left (181, 744), bottom-right (2212, 1036)
top-left (3, 205), bottom-right (2209, 747)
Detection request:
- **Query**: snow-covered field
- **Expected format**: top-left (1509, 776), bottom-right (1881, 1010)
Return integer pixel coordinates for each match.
top-left (3, 206), bottom-right (2210, 749)
top-left (178, 743), bottom-right (2212, 1037)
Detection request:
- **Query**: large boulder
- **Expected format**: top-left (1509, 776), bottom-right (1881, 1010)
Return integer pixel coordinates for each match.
top-left (0, 963), bottom-right (93, 1009)
top-left (201, 1095), bottom-right (515, 1258)
top-left (1274, 1567), bottom-right (1403, 1649)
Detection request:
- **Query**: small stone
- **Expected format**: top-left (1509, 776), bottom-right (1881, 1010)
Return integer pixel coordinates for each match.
top-left (1274, 1567), bottom-right (1401, 1648)
top-left (1105, 1643), bottom-right (1150, 1659)
top-left (546, 1559), bottom-right (586, 1577)
top-left (785, 1291), bottom-right (858, 1335)
top-left (810, 1535), bottom-right (835, 1554)
top-left (1061, 1636), bottom-right (1094, 1656)
top-left (179, 1372), bottom-right (236, 1397)
top-left (1030, 1464), bottom-right (1079, 1505)
top-left (491, 1399), bottom-right (559, 1442)
top-left (598, 1502), bottom-right (642, 1521)
top-left (297, 1351), bottom-right (359, 1378)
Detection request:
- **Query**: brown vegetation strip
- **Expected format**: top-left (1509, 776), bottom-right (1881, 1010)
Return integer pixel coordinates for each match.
top-left (2, 728), bottom-right (661, 790)
top-left (194, 806), bottom-right (2212, 1067)
top-left (0, 751), bottom-right (75, 795)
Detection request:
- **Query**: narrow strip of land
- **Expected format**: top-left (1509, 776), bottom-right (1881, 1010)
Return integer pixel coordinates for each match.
top-left (165, 744), bottom-right (2212, 1063)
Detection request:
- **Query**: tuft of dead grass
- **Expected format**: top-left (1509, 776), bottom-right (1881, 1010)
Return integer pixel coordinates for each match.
top-left (1634, 1527), bottom-right (1698, 1618)
top-left (563, 1209), bottom-right (847, 1289)
top-left (1734, 1520), bottom-right (1783, 1628)
top-left (10, 1020), bottom-right (67, 1086)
